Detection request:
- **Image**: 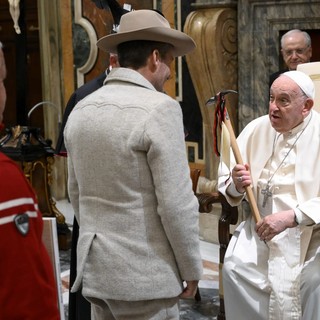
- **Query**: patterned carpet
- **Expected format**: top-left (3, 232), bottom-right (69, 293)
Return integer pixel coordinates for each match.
top-left (180, 288), bottom-right (220, 320)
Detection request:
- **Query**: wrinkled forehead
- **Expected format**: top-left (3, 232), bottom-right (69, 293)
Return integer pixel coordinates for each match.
top-left (282, 33), bottom-right (307, 48)
top-left (271, 75), bottom-right (302, 97)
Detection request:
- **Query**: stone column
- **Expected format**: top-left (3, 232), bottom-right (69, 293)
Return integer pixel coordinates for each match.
top-left (184, 1), bottom-right (238, 182)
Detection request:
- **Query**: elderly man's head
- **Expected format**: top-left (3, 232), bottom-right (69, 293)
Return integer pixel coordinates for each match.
top-left (281, 29), bottom-right (312, 71)
top-left (0, 42), bottom-right (7, 126)
top-left (269, 71), bottom-right (314, 133)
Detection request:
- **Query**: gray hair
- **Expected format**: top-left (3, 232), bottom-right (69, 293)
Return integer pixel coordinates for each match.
top-left (0, 42), bottom-right (2, 49)
top-left (281, 29), bottom-right (311, 48)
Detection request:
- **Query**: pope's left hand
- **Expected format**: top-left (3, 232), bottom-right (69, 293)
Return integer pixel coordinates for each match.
top-left (255, 209), bottom-right (297, 241)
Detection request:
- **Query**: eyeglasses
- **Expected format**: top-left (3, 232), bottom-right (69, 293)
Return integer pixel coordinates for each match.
top-left (283, 46), bottom-right (310, 57)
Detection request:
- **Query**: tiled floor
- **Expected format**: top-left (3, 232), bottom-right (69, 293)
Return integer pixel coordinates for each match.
top-left (56, 199), bottom-right (220, 319)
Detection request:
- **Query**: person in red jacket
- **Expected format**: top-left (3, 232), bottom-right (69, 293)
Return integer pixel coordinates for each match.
top-left (0, 41), bottom-right (60, 319)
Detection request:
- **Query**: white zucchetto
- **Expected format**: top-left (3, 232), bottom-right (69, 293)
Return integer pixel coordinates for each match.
top-left (283, 70), bottom-right (315, 99)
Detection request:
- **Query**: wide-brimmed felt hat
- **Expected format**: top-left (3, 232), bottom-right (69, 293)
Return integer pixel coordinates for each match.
top-left (96, 9), bottom-right (196, 57)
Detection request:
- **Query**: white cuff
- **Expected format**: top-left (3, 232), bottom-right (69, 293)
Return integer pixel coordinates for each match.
top-left (226, 182), bottom-right (245, 198)
top-left (294, 207), bottom-right (314, 226)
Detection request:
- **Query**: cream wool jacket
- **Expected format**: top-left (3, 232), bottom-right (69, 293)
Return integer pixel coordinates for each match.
top-left (64, 68), bottom-right (203, 301)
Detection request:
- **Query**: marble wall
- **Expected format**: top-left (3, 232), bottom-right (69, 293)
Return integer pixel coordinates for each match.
top-left (238, 0), bottom-right (320, 131)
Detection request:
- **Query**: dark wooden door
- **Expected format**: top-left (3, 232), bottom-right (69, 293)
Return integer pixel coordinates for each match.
top-left (0, 0), bottom-right (44, 136)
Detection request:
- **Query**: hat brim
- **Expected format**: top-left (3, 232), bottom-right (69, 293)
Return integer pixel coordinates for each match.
top-left (97, 27), bottom-right (196, 57)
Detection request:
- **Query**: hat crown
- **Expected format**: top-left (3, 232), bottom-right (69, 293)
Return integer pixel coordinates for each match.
top-left (118, 10), bottom-right (170, 33)
top-left (96, 9), bottom-right (196, 57)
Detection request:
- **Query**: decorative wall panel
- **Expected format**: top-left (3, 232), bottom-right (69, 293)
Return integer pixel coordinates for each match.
top-left (238, 0), bottom-right (320, 130)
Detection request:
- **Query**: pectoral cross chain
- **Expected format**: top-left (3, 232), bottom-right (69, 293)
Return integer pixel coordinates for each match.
top-left (261, 184), bottom-right (272, 208)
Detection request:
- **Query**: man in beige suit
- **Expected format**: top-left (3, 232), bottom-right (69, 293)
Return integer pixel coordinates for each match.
top-left (64, 9), bottom-right (203, 320)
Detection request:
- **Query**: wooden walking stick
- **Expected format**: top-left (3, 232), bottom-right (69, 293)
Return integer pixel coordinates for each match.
top-left (206, 90), bottom-right (261, 223)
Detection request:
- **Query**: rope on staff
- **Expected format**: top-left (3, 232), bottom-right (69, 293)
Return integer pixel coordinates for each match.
top-left (212, 93), bottom-right (227, 157)
top-left (206, 90), bottom-right (261, 223)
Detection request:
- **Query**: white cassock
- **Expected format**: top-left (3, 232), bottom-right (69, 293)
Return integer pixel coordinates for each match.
top-left (218, 110), bottom-right (320, 320)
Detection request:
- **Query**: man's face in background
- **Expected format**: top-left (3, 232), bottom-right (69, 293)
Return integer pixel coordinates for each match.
top-left (281, 33), bottom-right (312, 71)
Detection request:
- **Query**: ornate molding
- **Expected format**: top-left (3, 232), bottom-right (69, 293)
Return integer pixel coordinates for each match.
top-left (238, 0), bottom-right (320, 130)
top-left (184, 7), bottom-right (238, 180)
top-left (74, 1), bottom-right (99, 87)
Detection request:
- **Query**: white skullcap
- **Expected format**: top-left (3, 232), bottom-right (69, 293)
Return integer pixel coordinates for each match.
top-left (283, 70), bottom-right (315, 99)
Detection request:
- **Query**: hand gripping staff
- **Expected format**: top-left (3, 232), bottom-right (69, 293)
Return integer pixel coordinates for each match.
top-left (206, 90), bottom-right (261, 223)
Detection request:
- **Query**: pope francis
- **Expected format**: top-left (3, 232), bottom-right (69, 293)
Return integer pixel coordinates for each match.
top-left (219, 70), bottom-right (320, 319)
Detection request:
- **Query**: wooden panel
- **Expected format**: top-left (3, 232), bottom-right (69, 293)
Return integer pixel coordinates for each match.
top-left (60, 0), bottom-right (74, 112)
top-left (161, 0), bottom-right (176, 98)
top-left (82, 0), bottom-right (153, 83)
top-left (0, 0), bottom-right (43, 134)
